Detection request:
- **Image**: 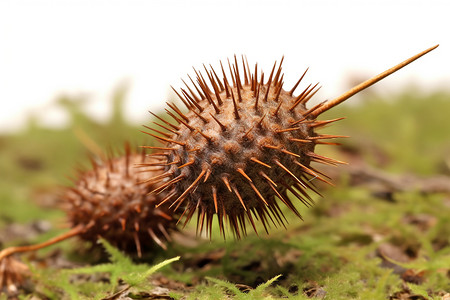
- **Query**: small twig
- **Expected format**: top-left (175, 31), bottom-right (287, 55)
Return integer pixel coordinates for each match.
top-left (0, 224), bottom-right (85, 261)
top-left (310, 44), bottom-right (439, 117)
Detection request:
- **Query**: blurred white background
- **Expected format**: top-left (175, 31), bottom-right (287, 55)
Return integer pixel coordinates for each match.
top-left (0, 0), bottom-right (448, 133)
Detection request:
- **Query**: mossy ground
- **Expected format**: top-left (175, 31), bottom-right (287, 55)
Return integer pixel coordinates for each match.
top-left (0, 89), bottom-right (449, 299)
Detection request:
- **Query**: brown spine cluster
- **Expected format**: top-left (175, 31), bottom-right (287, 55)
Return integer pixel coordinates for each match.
top-left (143, 57), bottom-right (347, 238)
top-left (63, 146), bottom-right (176, 256)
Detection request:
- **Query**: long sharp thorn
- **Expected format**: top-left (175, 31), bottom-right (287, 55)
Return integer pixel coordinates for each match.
top-left (246, 210), bottom-right (258, 235)
top-left (165, 109), bottom-right (195, 131)
top-left (281, 149), bottom-right (301, 158)
top-left (255, 73), bottom-right (264, 110)
top-left (227, 58), bottom-right (236, 87)
top-left (119, 218), bottom-right (127, 231)
top-left (148, 228), bottom-right (166, 250)
top-left (307, 151), bottom-right (347, 165)
top-left (170, 86), bottom-right (192, 110)
top-left (316, 141), bottom-right (341, 146)
top-left (142, 125), bottom-right (171, 138)
top-left (198, 207), bottom-right (206, 234)
top-left (274, 81), bottom-right (283, 102)
top-left (310, 117), bottom-right (345, 128)
top-left (188, 74), bottom-right (205, 100)
top-left (177, 159), bottom-right (195, 169)
top-left (153, 174), bottom-right (185, 194)
top-left (193, 67), bottom-right (210, 95)
top-left (290, 82), bottom-right (319, 110)
top-left (140, 145), bottom-right (176, 151)
top-left (210, 64), bottom-right (224, 91)
top-left (267, 61), bottom-right (276, 86)
top-left (228, 81), bottom-right (240, 119)
top-left (275, 127), bottom-right (301, 133)
top-left (234, 55), bottom-right (242, 89)
top-left (209, 113), bottom-right (227, 131)
top-left (310, 44), bottom-right (439, 117)
top-left (199, 77), bottom-right (220, 113)
top-left (267, 182), bottom-right (300, 218)
top-left (308, 134), bottom-right (350, 140)
top-left (142, 131), bottom-right (186, 146)
top-left (241, 55), bottom-right (249, 85)
top-left (273, 55), bottom-right (284, 85)
top-left (236, 168), bottom-right (252, 182)
top-left (181, 78), bottom-right (201, 102)
top-left (274, 159), bottom-right (305, 187)
top-left (232, 185), bottom-right (247, 211)
top-left (263, 144), bottom-right (280, 150)
top-left (259, 171), bottom-right (277, 187)
top-left (243, 123), bottom-right (256, 139)
top-left (166, 102), bottom-right (189, 122)
top-left (288, 138), bottom-right (312, 143)
top-left (250, 182), bottom-right (268, 205)
top-left (264, 62), bottom-right (276, 102)
top-left (204, 168), bottom-right (211, 182)
top-left (152, 121), bottom-right (178, 135)
top-left (290, 101), bottom-right (326, 126)
top-left (210, 73), bottom-right (223, 105)
top-left (149, 111), bottom-right (179, 130)
top-left (253, 63), bottom-right (258, 95)
top-left (289, 67), bottom-right (309, 96)
top-left (169, 169), bottom-right (206, 209)
top-left (164, 109), bottom-right (181, 124)
top-left (290, 83), bottom-right (311, 110)
top-left (294, 161), bottom-right (335, 186)
top-left (301, 85), bottom-right (321, 105)
top-left (196, 70), bottom-right (212, 98)
top-left (142, 171), bottom-right (173, 186)
top-left (190, 108), bottom-right (208, 123)
top-left (251, 157), bottom-right (271, 168)
top-left (204, 66), bottom-right (223, 105)
top-left (245, 55), bottom-right (251, 85)
top-left (181, 88), bottom-right (204, 112)
top-left (272, 93), bottom-right (283, 116)
top-left (145, 152), bottom-right (170, 157)
top-left (276, 74), bottom-right (284, 91)
top-left (289, 181), bottom-right (316, 206)
top-left (309, 165), bottom-right (333, 179)
top-left (256, 113), bottom-right (266, 128)
top-left (158, 223), bottom-right (172, 241)
top-left (221, 176), bottom-right (232, 192)
top-left (220, 61), bottom-right (231, 98)
top-left (254, 81), bottom-right (261, 110)
top-left (212, 185), bottom-right (219, 213)
top-left (282, 182), bottom-right (313, 208)
top-left (195, 128), bottom-right (212, 142)
top-left (196, 77), bottom-right (220, 113)
top-left (233, 64), bottom-right (243, 102)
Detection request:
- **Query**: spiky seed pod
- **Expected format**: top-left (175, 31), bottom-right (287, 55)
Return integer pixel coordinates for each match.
top-left (0, 257), bottom-right (29, 296)
top-left (143, 56), bottom-right (349, 238)
top-left (63, 146), bottom-right (176, 255)
top-left (145, 43), bottom-right (439, 239)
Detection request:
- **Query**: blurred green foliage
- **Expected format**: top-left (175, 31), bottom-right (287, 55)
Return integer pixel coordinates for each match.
top-left (0, 88), bottom-right (449, 299)
top-left (322, 89), bottom-right (450, 175)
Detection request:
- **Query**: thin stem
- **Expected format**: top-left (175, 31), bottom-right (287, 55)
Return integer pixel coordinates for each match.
top-left (0, 224), bottom-right (85, 261)
top-left (310, 44), bottom-right (439, 117)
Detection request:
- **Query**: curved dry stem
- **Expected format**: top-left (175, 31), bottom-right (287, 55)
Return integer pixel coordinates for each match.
top-left (310, 44), bottom-right (439, 117)
top-left (0, 224), bottom-right (85, 261)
